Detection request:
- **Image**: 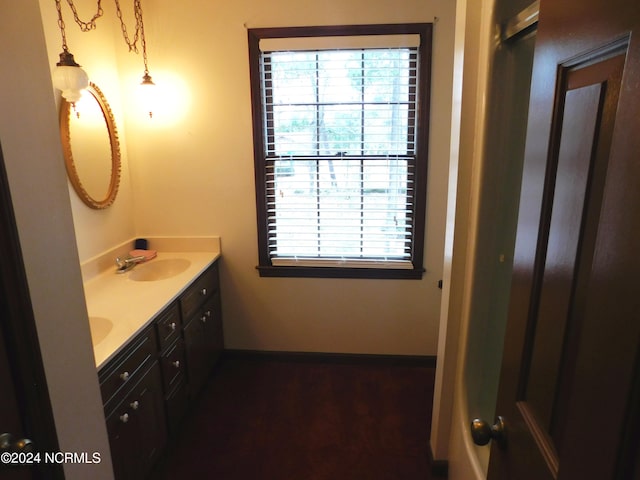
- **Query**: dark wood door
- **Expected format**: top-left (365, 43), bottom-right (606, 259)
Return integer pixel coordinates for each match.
top-left (0, 146), bottom-right (61, 479)
top-left (0, 324), bottom-right (32, 480)
top-left (487, 0), bottom-right (640, 478)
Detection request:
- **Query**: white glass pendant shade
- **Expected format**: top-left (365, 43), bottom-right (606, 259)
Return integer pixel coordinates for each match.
top-left (138, 73), bottom-right (156, 118)
top-left (53, 51), bottom-right (89, 103)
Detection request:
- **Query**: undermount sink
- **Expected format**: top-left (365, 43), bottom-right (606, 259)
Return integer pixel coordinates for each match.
top-left (128, 258), bottom-right (191, 282)
top-left (89, 316), bottom-right (113, 345)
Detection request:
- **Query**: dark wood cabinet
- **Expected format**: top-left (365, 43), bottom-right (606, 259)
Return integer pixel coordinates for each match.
top-left (101, 333), bottom-right (167, 480)
top-left (165, 377), bottom-right (188, 435)
top-left (158, 321), bottom-right (188, 434)
top-left (159, 338), bottom-right (186, 393)
top-left (178, 261), bottom-right (223, 398)
top-left (155, 302), bottom-right (181, 352)
top-left (99, 259), bottom-right (223, 479)
top-left (179, 264), bottom-right (219, 321)
top-left (183, 290), bottom-right (223, 398)
top-left (99, 329), bottom-right (157, 410)
top-left (154, 300), bottom-right (188, 435)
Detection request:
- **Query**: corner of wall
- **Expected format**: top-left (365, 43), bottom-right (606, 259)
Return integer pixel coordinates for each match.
top-left (429, 0), bottom-right (497, 475)
top-left (2, 2), bottom-right (114, 478)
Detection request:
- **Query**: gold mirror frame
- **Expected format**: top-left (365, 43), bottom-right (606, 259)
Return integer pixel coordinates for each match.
top-left (59, 82), bottom-right (121, 209)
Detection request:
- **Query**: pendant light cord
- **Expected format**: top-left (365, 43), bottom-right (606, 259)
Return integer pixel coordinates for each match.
top-left (114, 0), bottom-right (151, 75)
top-left (55, 0), bottom-right (151, 74)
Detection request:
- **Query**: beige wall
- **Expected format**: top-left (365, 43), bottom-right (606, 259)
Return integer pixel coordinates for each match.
top-left (126, 0), bottom-right (459, 355)
top-left (36, 0), bottom-right (460, 356)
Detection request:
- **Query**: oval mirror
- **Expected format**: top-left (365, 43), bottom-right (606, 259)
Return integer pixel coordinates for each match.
top-left (59, 82), bottom-right (121, 209)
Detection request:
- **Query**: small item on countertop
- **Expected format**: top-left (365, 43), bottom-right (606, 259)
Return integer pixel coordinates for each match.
top-left (129, 249), bottom-right (157, 261)
top-left (134, 238), bottom-right (149, 250)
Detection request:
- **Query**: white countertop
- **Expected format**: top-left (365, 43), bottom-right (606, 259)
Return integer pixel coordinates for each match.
top-left (82, 238), bottom-right (221, 370)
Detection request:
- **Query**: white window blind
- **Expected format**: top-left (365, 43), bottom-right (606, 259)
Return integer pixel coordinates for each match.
top-left (259, 43), bottom-right (420, 268)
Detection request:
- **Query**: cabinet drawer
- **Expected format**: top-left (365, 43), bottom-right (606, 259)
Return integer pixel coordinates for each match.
top-left (160, 338), bottom-right (186, 392)
top-left (99, 327), bottom-right (157, 410)
top-left (180, 263), bottom-right (218, 321)
top-left (155, 302), bottom-right (181, 352)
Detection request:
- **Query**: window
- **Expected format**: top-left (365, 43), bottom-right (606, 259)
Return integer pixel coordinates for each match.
top-left (248, 24), bottom-right (432, 279)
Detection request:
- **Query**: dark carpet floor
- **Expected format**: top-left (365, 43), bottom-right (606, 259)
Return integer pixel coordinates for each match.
top-left (152, 354), bottom-right (437, 480)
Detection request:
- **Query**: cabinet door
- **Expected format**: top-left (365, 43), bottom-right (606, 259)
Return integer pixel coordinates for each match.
top-left (160, 338), bottom-right (186, 393)
top-left (155, 302), bottom-right (181, 352)
top-left (183, 314), bottom-right (207, 398)
top-left (207, 291), bottom-right (224, 364)
top-left (165, 379), bottom-right (188, 435)
top-left (183, 292), bottom-right (222, 398)
top-left (106, 362), bottom-right (167, 480)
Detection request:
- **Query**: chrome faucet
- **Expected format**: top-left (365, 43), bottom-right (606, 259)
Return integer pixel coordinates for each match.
top-left (115, 255), bottom-right (147, 273)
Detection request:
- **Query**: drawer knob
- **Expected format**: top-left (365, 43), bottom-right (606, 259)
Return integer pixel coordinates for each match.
top-left (130, 401), bottom-right (140, 410)
top-left (169, 322), bottom-right (177, 331)
top-left (200, 288), bottom-right (207, 296)
top-left (120, 371), bottom-right (130, 381)
top-left (120, 413), bottom-right (129, 424)
top-left (201, 315), bottom-right (207, 323)
top-left (205, 310), bottom-right (212, 318)
top-left (172, 360), bottom-right (180, 368)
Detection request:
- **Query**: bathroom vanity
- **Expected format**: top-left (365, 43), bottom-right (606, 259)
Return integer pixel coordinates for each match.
top-left (82, 238), bottom-right (223, 480)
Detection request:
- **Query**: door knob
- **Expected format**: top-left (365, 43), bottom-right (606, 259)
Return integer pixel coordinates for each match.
top-left (0, 433), bottom-right (34, 453)
top-left (470, 416), bottom-right (507, 446)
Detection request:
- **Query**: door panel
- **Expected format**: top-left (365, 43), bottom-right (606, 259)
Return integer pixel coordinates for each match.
top-left (488, 0), bottom-right (640, 478)
top-left (522, 52), bottom-right (625, 466)
top-left (526, 80), bottom-right (603, 434)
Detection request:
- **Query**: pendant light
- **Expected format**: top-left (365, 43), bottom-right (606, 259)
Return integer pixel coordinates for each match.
top-left (137, 2), bottom-right (156, 119)
top-left (52, 50), bottom-right (89, 104)
top-left (115, 0), bottom-right (156, 118)
top-left (139, 72), bottom-right (156, 118)
top-left (52, 0), bottom-right (94, 104)
top-left (52, 0), bottom-right (156, 117)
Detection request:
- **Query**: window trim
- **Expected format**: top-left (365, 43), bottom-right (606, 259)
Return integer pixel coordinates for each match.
top-left (248, 23), bottom-right (432, 279)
